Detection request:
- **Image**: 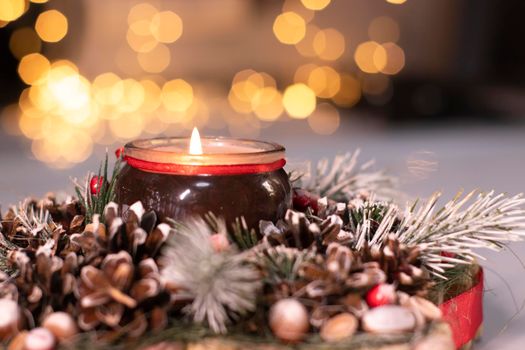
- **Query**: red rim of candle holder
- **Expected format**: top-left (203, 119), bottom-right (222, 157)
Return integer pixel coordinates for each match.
top-left (121, 137), bottom-right (287, 176)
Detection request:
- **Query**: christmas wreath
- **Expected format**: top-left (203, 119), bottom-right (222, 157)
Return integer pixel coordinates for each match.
top-left (0, 151), bottom-right (523, 350)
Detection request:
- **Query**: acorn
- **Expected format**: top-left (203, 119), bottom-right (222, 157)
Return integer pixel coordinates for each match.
top-left (269, 298), bottom-right (309, 343)
top-left (0, 299), bottom-right (23, 340)
top-left (362, 305), bottom-right (416, 334)
top-left (320, 313), bottom-right (358, 343)
top-left (24, 328), bottom-right (56, 350)
top-left (42, 312), bottom-right (78, 342)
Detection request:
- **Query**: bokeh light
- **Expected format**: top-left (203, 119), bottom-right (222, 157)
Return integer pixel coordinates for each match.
top-left (282, 83), bottom-right (316, 118)
top-left (354, 41), bottom-right (387, 73)
top-left (35, 10), bottom-right (68, 43)
top-left (307, 102), bottom-right (340, 135)
top-left (313, 28), bottom-right (345, 61)
top-left (283, 0), bottom-right (314, 23)
top-left (295, 24), bottom-right (319, 57)
top-left (0, 0), bottom-right (26, 21)
top-left (162, 79), bottom-right (194, 112)
top-left (251, 87), bottom-right (284, 121)
top-left (150, 11), bottom-right (183, 44)
top-left (137, 43), bottom-right (171, 73)
top-left (9, 27), bottom-right (41, 59)
top-left (18, 53), bottom-right (50, 85)
top-left (307, 66), bottom-right (340, 98)
top-left (300, 0), bottom-right (331, 11)
top-left (380, 42), bottom-right (405, 75)
top-left (332, 73), bottom-right (361, 107)
top-left (386, 0), bottom-right (407, 4)
top-left (273, 12), bottom-right (306, 45)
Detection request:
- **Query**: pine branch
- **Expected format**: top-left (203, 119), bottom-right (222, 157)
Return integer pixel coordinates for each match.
top-left (352, 190), bottom-right (525, 278)
top-left (292, 150), bottom-right (400, 203)
top-left (73, 152), bottom-right (122, 223)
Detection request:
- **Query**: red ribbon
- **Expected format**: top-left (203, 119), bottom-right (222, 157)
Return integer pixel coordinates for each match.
top-left (439, 268), bottom-right (483, 349)
top-left (124, 156), bottom-right (286, 175)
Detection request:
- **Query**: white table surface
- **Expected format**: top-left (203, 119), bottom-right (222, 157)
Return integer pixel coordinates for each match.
top-left (1, 118), bottom-right (524, 348)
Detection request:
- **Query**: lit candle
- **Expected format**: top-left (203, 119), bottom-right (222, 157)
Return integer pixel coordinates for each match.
top-left (116, 129), bottom-right (292, 231)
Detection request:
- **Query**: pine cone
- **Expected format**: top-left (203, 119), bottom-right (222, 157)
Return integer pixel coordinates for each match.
top-left (0, 200), bottom-right (173, 341)
top-left (360, 235), bottom-right (435, 297)
top-left (260, 209), bottom-right (352, 251)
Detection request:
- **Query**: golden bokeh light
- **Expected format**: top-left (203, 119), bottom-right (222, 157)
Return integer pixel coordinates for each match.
top-left (128, 2), bottom-right (158, 25)
top-left (150, 11), bottom-right (183, 44)
top-left (282, 83), bottom-right (316, 119)
top-left (332, 73), bottom-right (361, 107)
top-left (308, 102), bottom-right (340, 135)
top-left (35, 10), bottom-right (68, 43)
top-left (109, 113), bottom-right (144, 140)
top-left (307, 66), bottom-right (340, 98)
top-left (300, 0), bottom-right (331, 11)
top-left (137, 43), bottom-right (171, 73)
top-left (294, 63), bottom-right (318, 84)
top-left (18, 53), bottom-right (50, 85)
top-left (251, 87), bottom-right (284, 121)
top-left (368, 16), bottom-right (400, 43)
top-left (30, 0), bottom-right (48, 3)
top-left (386, 0), bottom-right (407, 4)
top-left (92, 72), bottom-right (124, 107)
top-left (283, 0), bottom-right (314, 23)
top-left (126, 28), bottom-right (158, 53)
top-left (0, 0), bottom-right (26, 21)
top-left (380, 42), bottom-right (405, 75)
top-left (139, 79), bottom-right (162, 113)
top-left (273, 11), bottom-right (306, 45)
top-left (354, 41), bottom-right (387, 73)
top-left (9, 27), bottom-right (41, 59)
top-left (295, 24), bottom-right (319, 57)
top-left (116, 79), bottom-right (145, 113)
top-left (313, 28), bottom-right (345, 61)
top-left (162, 79), bottom-right (194, 112)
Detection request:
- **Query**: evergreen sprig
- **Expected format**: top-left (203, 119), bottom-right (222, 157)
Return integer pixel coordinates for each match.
top-left (74, 153), bottom-right (122, 223)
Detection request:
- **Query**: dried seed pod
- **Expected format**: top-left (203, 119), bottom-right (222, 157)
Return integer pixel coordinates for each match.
top-left (0, 299), bottom-right (23, 340)
top-left (409, 296), bottom-right (442, 321)
top-left (42, 312), bottom-right (78, 342)
top-left (320, 313), bottom-right (358, 342)
top-left (269, 298), bottom-right (309, 343)
top-left (362, 305), bottom-right (416, 334)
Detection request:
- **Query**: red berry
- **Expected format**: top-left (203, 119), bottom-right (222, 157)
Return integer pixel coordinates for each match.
top-left (90, 176), bottom-right (104, 195)
top-left (292, 188), bottom-right (319, 212)
top-left (366, 284), bottom-right (396, 308)
top-left (115, 147), bottom-right (124, 159)
top-left (440, 251), bottom-right (456, 258)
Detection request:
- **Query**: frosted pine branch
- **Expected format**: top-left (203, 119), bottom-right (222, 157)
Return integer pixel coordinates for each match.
top-left (292, 150), bottom-right (400, 202)
top-left (352, 190), bottom-right (525, 278)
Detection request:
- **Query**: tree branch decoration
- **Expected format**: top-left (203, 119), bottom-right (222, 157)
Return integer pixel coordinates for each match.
top-left (292, 150), bottom-right (400, 202)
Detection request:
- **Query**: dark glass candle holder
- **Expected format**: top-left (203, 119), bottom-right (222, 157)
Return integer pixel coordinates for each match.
top-left (116, 137), bottom-right (292, 231)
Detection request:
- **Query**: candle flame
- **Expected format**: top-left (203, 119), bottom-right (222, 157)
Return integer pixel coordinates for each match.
top-left (189, 127), bottom-right (203, 155)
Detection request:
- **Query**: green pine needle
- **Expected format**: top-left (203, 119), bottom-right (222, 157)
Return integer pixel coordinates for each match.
top-left (74, 152), bottom-right (122, 223)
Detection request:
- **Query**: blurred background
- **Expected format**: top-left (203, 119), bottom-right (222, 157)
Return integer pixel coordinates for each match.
top-left (1, 1), bottom-right (525, 347)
